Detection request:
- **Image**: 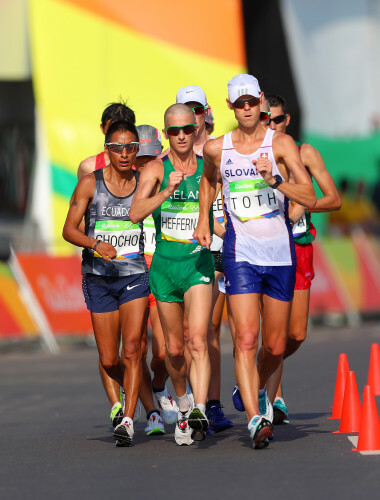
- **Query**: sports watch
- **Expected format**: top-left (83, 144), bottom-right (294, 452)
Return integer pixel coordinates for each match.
top-left (269, 175), bottom-right (283, 189)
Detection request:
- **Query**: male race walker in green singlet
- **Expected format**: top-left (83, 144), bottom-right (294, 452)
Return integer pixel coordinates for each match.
top-left (130, 104), bottom-right (214, 445)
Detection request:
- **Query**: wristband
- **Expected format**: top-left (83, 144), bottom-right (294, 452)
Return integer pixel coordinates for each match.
top-left (93, 240), bottom-right (101, 252)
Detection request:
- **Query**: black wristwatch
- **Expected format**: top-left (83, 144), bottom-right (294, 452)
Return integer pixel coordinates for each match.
top-left (269, 175), bottom-right (283, 189)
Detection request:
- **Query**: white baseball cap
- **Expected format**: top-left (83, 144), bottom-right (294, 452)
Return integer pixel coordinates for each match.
top-left (176, 85), bottom-right (208, 107)
top-left (228, 74), bottom-right (261, 103)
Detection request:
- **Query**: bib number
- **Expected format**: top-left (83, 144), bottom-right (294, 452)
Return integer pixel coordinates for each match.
top-left (161, 201), bottom-right (199, 243)
top-left (229, 179), bottom-right (279, 221)
top-left (293, 214), bottom-right (307, 237)
top-left (94, 220), bottom-right (140, 259)
top-left (143, 216), bottom-right (156, 254)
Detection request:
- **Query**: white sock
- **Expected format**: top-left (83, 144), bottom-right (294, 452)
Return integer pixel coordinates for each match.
top-left (259, 387), bottom-right (266, 396)
top-left (196, 403), bottom-right (206, 414)
top-left (178, 393), bottom-right (191, 412)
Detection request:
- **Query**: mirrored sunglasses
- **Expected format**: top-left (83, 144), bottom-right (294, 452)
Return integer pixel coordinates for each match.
top-left (105, 142), bottom-right (140, 154)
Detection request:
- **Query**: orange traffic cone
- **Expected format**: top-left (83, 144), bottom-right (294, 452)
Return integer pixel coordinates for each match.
top-left (352, 385), bottom-right (380, 452)
top-left (329, 353), bottom-right (350, 419)
top-left (334, 371), bottom-right (361, 433)
top-left (367, 343), bottom-right (380, 396)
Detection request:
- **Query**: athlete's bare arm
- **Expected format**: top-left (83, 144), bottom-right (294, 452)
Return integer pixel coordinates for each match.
top-left (255, 133), bottom-right (316, 209)
top-left (288, 201), bottom-right (305, 224)
top-left (193, 137), bottom-right (223, 248)
top-left (300, 143), bottom-right (341, 212)
top-left (129, 159), bottom-right (184, 223)
top-left (77, 155), bottom-right (97, 181)
top-left (62, 175), bottom-right (116, 260)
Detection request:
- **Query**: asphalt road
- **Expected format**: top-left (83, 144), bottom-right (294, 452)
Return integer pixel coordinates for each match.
top-left (1, 323), bottom-right (380, 500)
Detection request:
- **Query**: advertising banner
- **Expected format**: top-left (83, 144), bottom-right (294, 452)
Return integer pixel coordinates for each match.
top-left (16, 253), bottom-right (92, 335)
top-left (0, 262), bottom-right (39, 338)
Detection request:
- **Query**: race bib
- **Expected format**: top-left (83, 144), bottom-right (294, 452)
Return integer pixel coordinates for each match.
top-left (229, 178), bottom-right (279, 221)
top-left (213, 193), bottom-right (225, 227)
top-left (94, 219), bottom-right (140, 259)
top-left (143, 216), bottom-right (156, 255)
top-left (293, 214), bottom-right (307, 237)
top-left (161, 200), bottom-right (199, 243)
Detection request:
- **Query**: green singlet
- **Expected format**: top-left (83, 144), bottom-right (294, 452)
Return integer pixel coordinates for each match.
top-left (149, 155), bottom-right (215, 302)
top-left (294, 141), bottom-right (316, 245)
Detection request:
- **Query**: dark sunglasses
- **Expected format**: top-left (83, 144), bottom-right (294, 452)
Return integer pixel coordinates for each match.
top-left (187, 105), bottom-right (207, 116)
top-left (268, 114), bottom-right (287, 125)
top-left (164, 124), bottom-right (197, 136)
top-left (260, 111), bottom-right (271, 121)
top-left (231, 96), bottom-right (260, 109)
top-left (105, 142), bottom-right (139, 153)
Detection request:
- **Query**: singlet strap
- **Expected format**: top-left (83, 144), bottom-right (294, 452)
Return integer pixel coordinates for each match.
top-left (94, 168), bottom-right (103, 182)
top-left (222, 132), bottom-right (233, 150)
top-left (260, 128), bottom-right (274, 149)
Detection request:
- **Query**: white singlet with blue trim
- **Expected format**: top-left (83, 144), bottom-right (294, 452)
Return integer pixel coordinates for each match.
top-left (221, 128), bottom-right (293, 266)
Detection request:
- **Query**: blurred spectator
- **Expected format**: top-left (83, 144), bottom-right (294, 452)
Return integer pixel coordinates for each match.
top-left (205, 109), bottom-right (214, 135)
top-left (329, 179), bottom-right (375, 235)
top-left (329, 178), bottom-right (352, 235)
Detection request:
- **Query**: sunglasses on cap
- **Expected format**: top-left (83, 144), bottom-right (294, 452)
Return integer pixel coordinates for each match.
top-left (231, 96), bottom-right (260, 109)
top-left (164, 124), bottom-right (197, 136)
top-left (105, 142), bottom-right (140, 154)
top-left (187, 105), bottom-right (208, 116)
top-left (268, 114), bottom-right (287, 125)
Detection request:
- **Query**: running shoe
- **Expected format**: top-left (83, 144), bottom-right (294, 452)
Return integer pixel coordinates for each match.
top-left (113, 418), bottom-right (134, 447)
top-left (273, 397), bottom-right (289, 425)
top-left (206, 403), bottom-right (234, 433)
top-left (232, 385), bottom-right (245, 412)
top-left (248, 415), bottom-right (273, 449)
top-left (110, 402), bottom-right (123, 428)
top-left (174, 409), bottom-right (194, 446)
top-left (258, 387), bottom-right (273, 423)
top-left (154, 386), bottom-right (178, 425)
top-left (144, 412), bottom-right (165, 436)
top-left (188, 406), bottom-right (209, 441)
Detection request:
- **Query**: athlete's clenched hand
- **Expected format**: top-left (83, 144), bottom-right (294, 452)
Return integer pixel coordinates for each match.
top-left (193, 220), bottom-right (211, 249)
top-left (94, 241), bottom-right (117, 261)
top-left (253, 157), bottom-right (274, 185)
top-left (166, 171), bottom-right (184, 195)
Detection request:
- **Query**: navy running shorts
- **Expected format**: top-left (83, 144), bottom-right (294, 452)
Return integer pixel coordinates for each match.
top-left (82, 272), bottom-right (150, 313)
top-left (223, 259), bottom-right (296, 302)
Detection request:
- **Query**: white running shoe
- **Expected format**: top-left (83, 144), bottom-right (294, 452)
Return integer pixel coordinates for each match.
top-left (174, 409), bottom-right (194, 446)
top-left (113, 418), bottom-right (134, 447)
top-left (248, 415), bottom-right (272, 449)
top-left (258, 387), bottom-right (274, 423)
top-left (154, 386), bottom-right (178, 424)
top-left (144, 412), bottom-right (165, 436)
